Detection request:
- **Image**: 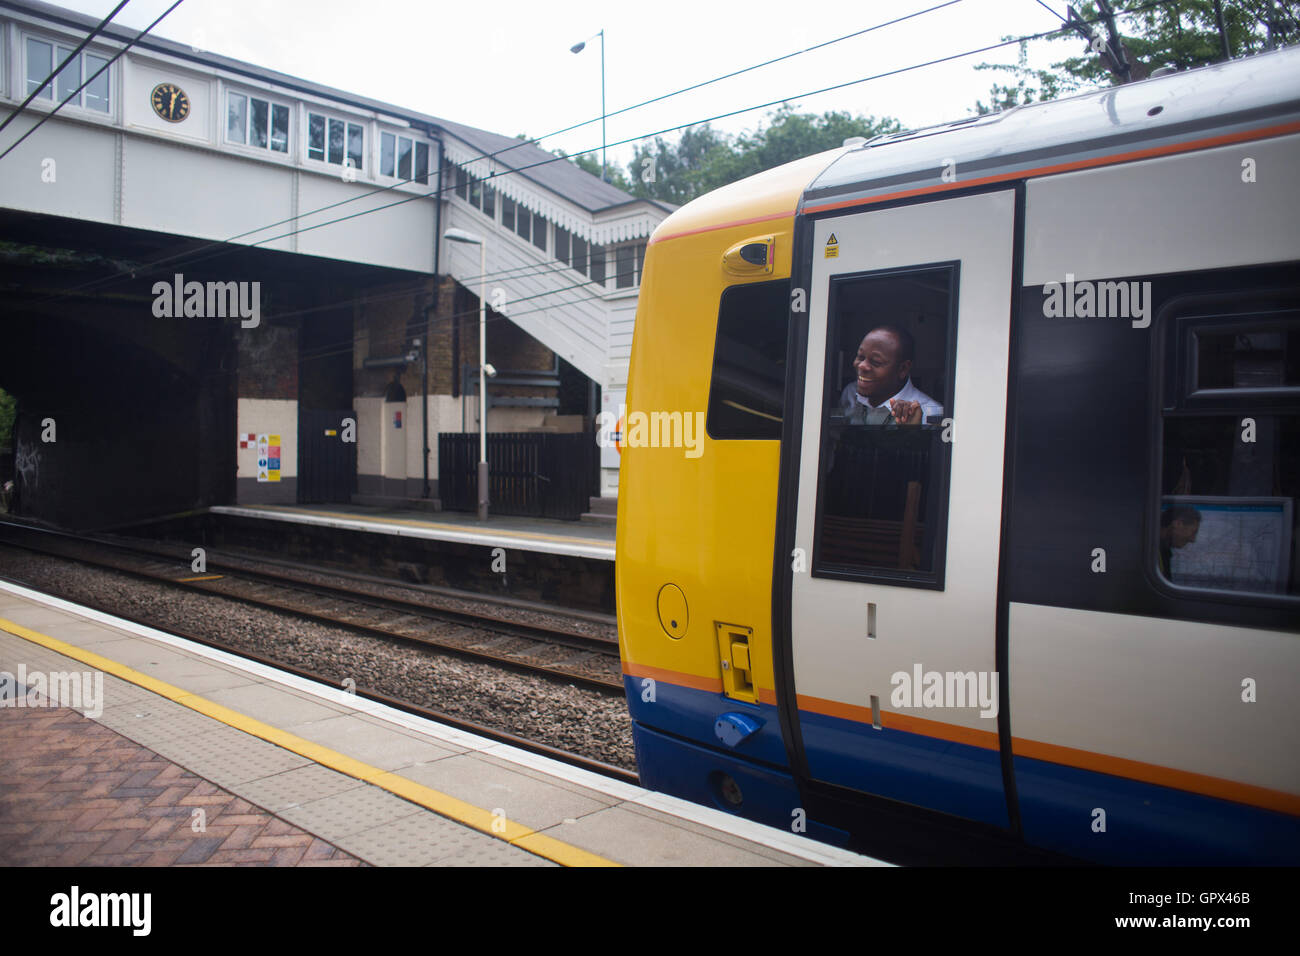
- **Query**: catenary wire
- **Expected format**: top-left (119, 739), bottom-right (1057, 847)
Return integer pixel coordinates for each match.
top-left (0, 0), bottom-right (186, 162)
top-left (26, 0), bottom-right (969, 303)
top-left (0, 0), bottom-right (131, 138)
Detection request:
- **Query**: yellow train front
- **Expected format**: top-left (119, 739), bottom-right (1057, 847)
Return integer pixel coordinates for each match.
top-left (616, 149), bottom-right (836, 839)
top-left (617, 47), bottom-right (1300, 864)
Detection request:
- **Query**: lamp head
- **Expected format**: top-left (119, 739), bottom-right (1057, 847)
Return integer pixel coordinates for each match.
top-left (443, 227), bottom-right (483, 245)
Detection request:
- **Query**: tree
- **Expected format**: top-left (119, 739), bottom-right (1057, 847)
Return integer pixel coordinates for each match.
top-left (625, 124), bottom-right (734, 205)
top-left (973, 1), bottom-right (1300, 113)
top-left (972, 40), bottom-right (1071, 115)
top-left (624, 107), bottom-right (901, 206)
top-left (556, 148), bottom-right (633, 192)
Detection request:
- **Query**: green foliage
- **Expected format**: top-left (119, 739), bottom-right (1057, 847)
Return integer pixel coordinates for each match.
top-left (552, 145), bottom-right (633, 192)
top-left (622, 107), bottom-right (901, 206)
top-left (0, 388), bottom-right (15, 449)
top-left (567, 149), bottom-right (633, 192)
top-left (974, 1), bottom-right (1300, 113)
top-left (972, 40), bottom-right (1070, 115)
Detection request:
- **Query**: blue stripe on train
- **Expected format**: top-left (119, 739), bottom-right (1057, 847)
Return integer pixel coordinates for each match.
top-left (631, 722), bottom-right (851, 847)
top-left (627, 676), bottom-right (1300, 862)
top-left (797, 708), bottom-right (1011, 829)
top-left (622, 673), bottom-right (789, 768)
top-left (1014, 753), bottom-right (1300, 865)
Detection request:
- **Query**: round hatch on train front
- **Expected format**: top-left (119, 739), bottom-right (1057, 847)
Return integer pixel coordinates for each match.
top-left (656, 583), bottom-right (688, 639)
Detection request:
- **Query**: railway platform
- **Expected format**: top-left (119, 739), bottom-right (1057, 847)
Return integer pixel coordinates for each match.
top-left (209, 503), bottom-right (614, 561)
top-left (0, 581), bottom-right (881, 867)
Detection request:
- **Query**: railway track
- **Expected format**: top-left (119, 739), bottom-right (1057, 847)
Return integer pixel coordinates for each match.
top-left (0, 521), bottom-right (623, 695)
top-left (0, 519), bottom-right (637, 784)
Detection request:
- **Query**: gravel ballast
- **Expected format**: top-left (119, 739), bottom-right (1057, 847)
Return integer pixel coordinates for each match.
top-left (0, 547), bottom-right (636, 770)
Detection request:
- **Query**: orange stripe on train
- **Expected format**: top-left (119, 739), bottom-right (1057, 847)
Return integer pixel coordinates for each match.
top-left (624, 670), bottom-right (1300, 817)
top-left (801, 120), bottom-right (1300, 216)
top-left (649, 120), bottom-right (1300, 247)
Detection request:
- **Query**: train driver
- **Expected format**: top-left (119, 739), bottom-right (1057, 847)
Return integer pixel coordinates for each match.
top-left (1158, 505), bottom-right (1201, 578)
top-left (838, 324), bottom-right (943, 425)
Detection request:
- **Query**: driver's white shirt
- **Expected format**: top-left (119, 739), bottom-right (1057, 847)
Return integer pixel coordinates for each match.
top-left (839, 377), bottom-right (943, 421)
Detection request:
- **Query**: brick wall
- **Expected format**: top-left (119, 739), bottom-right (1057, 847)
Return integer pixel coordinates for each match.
top-left (236, 319), bottom-right (298, 400)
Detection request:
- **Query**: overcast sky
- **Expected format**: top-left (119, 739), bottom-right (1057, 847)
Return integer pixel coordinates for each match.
top-left (56, 0), bottom-right (1091, 173)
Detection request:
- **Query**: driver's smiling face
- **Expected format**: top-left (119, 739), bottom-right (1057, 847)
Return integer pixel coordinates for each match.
top-left (854, 329), bottom-right (911, 405)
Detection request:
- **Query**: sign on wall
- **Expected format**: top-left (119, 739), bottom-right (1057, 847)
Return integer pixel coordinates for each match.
top-left (239, 433), bottom-right (282, 482)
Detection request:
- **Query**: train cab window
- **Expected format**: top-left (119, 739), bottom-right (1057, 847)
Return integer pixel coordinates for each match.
top-left (1157, 297), bottom-right (1300, 601)
top-left (706, 279), bottom-right (791, 440)
top-left (812, 264), bottom-right (957, 586)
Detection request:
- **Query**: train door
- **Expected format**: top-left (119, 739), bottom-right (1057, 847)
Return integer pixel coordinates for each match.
top-left (786, 189), bottom-right (1016, 828)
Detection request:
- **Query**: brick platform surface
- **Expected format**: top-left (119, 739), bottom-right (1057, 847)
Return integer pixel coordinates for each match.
top-left (0, 704), bottom-right (366, 867)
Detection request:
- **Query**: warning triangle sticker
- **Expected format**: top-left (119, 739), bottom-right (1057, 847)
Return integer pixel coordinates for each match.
top-left (826, 234), bottom-right (838, 245)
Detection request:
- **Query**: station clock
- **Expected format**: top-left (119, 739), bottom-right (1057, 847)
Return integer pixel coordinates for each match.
top-left (150, 83), bottom-right (190, 123)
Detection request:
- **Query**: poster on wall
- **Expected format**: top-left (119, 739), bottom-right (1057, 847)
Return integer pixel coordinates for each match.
top-left (256, 433), bottom-right (282, 483)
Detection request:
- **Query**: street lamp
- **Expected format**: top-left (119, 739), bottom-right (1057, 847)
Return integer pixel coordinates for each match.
top-left (570, 29), bottom-right (606, 183)
top-left (443, 227), bottom-right (490, 520)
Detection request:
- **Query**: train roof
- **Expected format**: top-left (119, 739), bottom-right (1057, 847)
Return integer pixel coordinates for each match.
top-left (652, 45), bottom-right (1300, 244)
top-left (802, 44), bottom-right (1300, 213)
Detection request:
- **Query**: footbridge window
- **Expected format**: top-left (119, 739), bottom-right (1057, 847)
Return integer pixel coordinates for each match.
top-left (227, 91), bottom-right (289, 152)
top-left (26, 38), bottom-right (110, 112)
top-left (381, 132), bottom-right (431, 184)
top-left (308, 111), bottom-right (364, 171)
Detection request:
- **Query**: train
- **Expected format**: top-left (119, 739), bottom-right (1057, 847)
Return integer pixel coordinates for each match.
top-left (615, 44), bottom-right (1300, 865)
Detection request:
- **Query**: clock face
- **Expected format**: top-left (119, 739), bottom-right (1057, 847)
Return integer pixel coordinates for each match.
top-left (150, 83), bottom-right (190, 123)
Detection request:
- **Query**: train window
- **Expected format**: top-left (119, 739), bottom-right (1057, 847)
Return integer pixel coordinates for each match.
top-left (812, 264), bottom-right (958, 586)
top-left (1157, 298), bottom-right (1300, 602)
top-left (706, 279), bottom-right (791, 441)
top-left (1193, 326), bottom-right (1300, 392)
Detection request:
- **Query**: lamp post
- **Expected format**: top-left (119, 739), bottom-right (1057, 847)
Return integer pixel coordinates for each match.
top-left (443, 227), bottom-right (489, 520)
top-left (570, 29), bottom-right (606, 182)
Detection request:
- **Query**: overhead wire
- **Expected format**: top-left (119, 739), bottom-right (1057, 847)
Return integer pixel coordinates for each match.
top-left (0, 0), bottom-right (186, 162)
top-left (27, 0), bottom-right (969, 304)
top-left (0, 0), bottom-right (132, 138)
top-left (216, 0), bottom-right (1191, 249)
top-left (15, 0), bottom-right (1182, 384)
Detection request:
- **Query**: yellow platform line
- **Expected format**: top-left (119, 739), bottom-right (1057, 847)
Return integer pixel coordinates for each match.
top-left (0, 615), bottom-right (618, 868)
top-left (175, 575), bottom-right (224, 582)
top-left (248, 505), bottom-right (611, 548)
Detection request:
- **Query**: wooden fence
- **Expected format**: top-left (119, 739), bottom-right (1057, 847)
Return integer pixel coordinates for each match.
top-left (438, 432), bottom-right (598, 520)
